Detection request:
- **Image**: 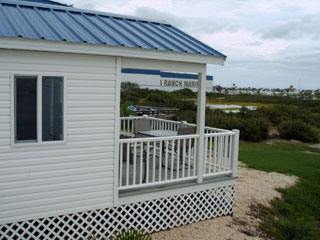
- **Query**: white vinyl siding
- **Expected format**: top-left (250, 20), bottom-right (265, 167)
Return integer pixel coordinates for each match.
top-left (0, 49), bottom-right (116, 224)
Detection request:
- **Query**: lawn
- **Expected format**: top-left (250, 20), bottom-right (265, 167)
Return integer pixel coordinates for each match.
top-left (239, 142), bottom-right (320, 240)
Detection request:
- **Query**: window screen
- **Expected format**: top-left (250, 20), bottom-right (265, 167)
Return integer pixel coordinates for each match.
top-left (42, 77), bottom-right (64, 141)
top-left (15, 76), bottom-right (37, 142)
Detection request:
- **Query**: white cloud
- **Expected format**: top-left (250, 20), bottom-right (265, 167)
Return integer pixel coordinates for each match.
top-left (200, 30), bottom-right (290, 60)
top-left (258, 16), bottom-right (320, 40)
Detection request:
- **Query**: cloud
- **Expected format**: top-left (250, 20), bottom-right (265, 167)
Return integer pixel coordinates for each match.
top-left (258, 16), bottom-right (320, 40)
top-left (133, 7), bottom-right (238, 35)
top-left (134, 7), bottom-right (185, 26)
top-left (246, 41), bottom-right (263, 46)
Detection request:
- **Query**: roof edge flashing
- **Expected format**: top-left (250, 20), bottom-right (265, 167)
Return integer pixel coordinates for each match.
top-left (0, 37), bottom-right (226, 65)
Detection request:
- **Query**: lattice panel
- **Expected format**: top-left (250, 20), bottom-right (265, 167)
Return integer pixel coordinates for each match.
top-left (0, 185), bottom-right (234, 240)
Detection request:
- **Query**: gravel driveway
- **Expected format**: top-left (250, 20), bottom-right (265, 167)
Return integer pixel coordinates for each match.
top-left (152, 162), bottom-right (298, 240)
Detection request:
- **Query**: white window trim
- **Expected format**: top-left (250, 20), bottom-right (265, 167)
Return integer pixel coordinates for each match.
top-left (10, 72), bottom-right (67, 147)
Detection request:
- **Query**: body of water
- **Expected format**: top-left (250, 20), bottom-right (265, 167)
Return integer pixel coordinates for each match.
top-left (206, 104), bottom-right (257, 113)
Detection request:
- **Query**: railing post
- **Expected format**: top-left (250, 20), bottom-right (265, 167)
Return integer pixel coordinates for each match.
top-left (231, 129), bottom-right (240, 178)
top-left (113, 57), bottom-right (122, 206)
top-left (196, 67), bottom-right (206, 183)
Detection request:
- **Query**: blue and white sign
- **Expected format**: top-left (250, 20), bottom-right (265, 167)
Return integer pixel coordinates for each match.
top-left (122, 69), bottom-right (213, 92)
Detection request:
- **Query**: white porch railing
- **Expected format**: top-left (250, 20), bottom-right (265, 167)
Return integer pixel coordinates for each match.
top-left (120, 116), bottom-right (186, 137)
top-left (119, 116), bottom-right (239, 191)
top-left (119, 134), bottom-right (199, 190)
top-left (120, 116), bottom-right (230, 135)
top-left (203, 132), bottom-right (234, 177)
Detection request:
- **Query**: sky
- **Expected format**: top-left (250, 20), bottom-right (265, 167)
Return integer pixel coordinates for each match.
top-left (61, 0), bottom-right (320, 90)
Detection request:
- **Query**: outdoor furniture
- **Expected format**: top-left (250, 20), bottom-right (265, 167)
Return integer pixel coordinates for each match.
top-left (138, 130), bottom-right (177, 138)
top-left (135, 129), bottom-right (178, 182)
top-left (134, 119), bottom-right (151, 138)
top-left (138, 129), bottom-right (177, 157)
top-left (120, 135), bottom-right (133, 163)
top-left (162, 126), bottom-right (197, 170)
top-left (132, 119), bottom-right (152, 182)
top-left (176, 126), bottom-right (197, 157)
top-left (177, 126), bottom-right (197, 157)
top-left (178, 126), bottom-right (197, 135)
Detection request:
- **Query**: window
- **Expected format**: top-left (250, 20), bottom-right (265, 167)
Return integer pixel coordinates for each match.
top-left (14, 75), bottom-right (64, 144)
top-left (42, 77), bottom-right (64, 141)
top-left (15, 76), bottom-right (37, 142)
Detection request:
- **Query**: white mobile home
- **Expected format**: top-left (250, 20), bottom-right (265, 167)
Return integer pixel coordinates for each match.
top-left (0, 0), bottom-right (239, 239)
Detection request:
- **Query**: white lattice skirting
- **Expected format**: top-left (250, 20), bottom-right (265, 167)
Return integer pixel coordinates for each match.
top-left (0, 185), bottom-right (235, 239)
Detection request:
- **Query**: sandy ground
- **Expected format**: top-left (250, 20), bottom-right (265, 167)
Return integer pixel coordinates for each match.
top-left (263, 138), bottom-right (302, 145)
top-left (152, 162), bottom-right (298, 240)
top-left (309, 144), bottom-right (320, 149)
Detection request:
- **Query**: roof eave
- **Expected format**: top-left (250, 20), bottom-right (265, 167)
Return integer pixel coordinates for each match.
top-left (0, 37), bottom-right (226, 65)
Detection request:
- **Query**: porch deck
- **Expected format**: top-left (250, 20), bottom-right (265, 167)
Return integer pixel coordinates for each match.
top-left (118, 116), bottom-right (239, 192)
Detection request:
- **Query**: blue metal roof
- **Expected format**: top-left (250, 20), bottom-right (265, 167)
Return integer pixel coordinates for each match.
top-left (17, 0), bottom-right (71, 7)
top-left (122, 69), bottom-right (213, 81)
top-left (0, 0), bottom-right (226, 58)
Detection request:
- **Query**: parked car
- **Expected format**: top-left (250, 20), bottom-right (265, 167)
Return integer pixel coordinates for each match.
top-left (127, 104), bottom-right (141, 111)
top-left (146, 106), bottom-right (157, 114)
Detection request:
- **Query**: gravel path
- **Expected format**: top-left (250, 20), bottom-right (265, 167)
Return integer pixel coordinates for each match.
top-left (152, 162), bottom-right (298, 240)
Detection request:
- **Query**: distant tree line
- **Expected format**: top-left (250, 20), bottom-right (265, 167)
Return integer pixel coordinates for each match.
top-left (121, 83), bottom-right (320, 143)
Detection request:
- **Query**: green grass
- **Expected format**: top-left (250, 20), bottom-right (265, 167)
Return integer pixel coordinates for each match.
top-left (239, 142), bottom-right (320, 240)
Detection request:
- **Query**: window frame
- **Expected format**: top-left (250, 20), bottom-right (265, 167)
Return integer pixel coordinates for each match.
top-left (11, 72), bottom-right (67, 147)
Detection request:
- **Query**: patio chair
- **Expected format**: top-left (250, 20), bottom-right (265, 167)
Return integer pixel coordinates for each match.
top-left (120, 135), bottom-right (133, 163)
top-left (177, 126), bottom-right (197, 136)
top-left (133, 119), bottom-right (152, 182)
top-left (120, 135), bottom-right (149, 183)
top-left (176, 126), bottom-right (197, 159)
top-left (162, 126), bottom-right (197, 170)
top-left (133, 119), bottom-right (151, 138)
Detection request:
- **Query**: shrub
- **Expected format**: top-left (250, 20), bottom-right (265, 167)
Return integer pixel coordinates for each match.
top-left (120, 101), bottom-right (137, 117)
top-left (121, 82), bottom-right (140, 93)
top-left (178, 110), bottom-right (197, 123)
top-left (205, 110), bottom-right (270, 142)
top-left (239, 118), bottom-right (269, 142)
top-left (172, 88), bottom-right (196, 97)
top-left (144, 91), bottom-right (177, 108)
top-left (260, 105), bottom-right (318, 127)
top-left (114, 229), bottom-right (151, 240)
top-left (278, 120), bottom-right (319, 143)
top-left (180, 99), bottom-right (197, 111)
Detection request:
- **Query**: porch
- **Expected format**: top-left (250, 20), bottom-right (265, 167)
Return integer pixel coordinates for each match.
top-left (118, 116), bottom-right (239, 192)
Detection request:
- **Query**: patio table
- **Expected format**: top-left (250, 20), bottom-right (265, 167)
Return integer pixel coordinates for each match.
top-left (138, 130), bottom-right (177, 138)
top-left (135, 130), bottom-right (178, 182)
